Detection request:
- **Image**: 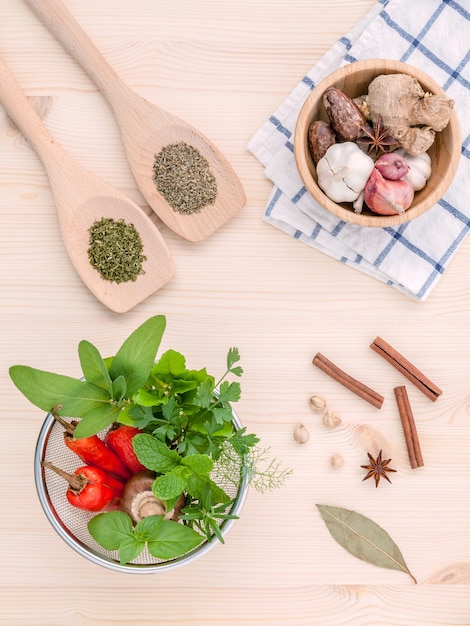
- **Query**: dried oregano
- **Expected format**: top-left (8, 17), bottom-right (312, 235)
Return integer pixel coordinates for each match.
top-left (87, 217), bottom-right (146, 283)
top-left (152, 142), bottom-right (217, 214)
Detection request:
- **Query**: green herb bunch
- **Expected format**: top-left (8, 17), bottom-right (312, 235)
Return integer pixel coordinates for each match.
top-left (10, 316), bottom-right (290, 565)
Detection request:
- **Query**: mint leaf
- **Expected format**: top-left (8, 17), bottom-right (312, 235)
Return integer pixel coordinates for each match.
top-left (9, 365), bottom-right (111, 416)
top-left (147, 520), bottom-right (203, 560)
top-left (181, 454), bottom-right (213, 475)
top-left (152, 471), bottom-right (187, 500)
top-left (133, 433), bottom-right (181, 472)
top-left (78, 340), bottom-right (113, 395)
top-left (88, 511), bottom-right (133, 550)
top-left (109, 315), bottom-right (166, 396)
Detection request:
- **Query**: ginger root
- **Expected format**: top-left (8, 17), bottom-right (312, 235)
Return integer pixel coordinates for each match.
top-left (365, 73), bottom-right (454, 156)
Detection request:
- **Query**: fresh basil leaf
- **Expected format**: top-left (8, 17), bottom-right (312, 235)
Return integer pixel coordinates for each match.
top-left (73, 404), bottom-right (122, 438)
top-left (147, 520), bottom-right (203, 560)
top-left (134, 515), bottom-right (163, 542)
top-left (152, 471), bottom-right (187, 500)
top-left (133, 433), bottom-right (181, 473)
top-left (119, 535), bottom-right (145, 565)
top-left (78, 340), bottom-right (113, 395)
top-left (109, 315), bottom-right (166, 397)
top-left (88, 511), bottom-right (133, 550)
top-left (112, 375), bottom-right (127, 403)
top-left (9, 365), bottom-right (111, 416)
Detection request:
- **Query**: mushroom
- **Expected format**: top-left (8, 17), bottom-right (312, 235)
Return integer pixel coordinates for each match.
top-left (121, 470), bottom-right (185, 524)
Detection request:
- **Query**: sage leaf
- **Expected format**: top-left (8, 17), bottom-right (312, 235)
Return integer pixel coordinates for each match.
top-left (147, 519), bottom-right (203, 560)
top-left (78, 340), bottom-right (112, 395)
top-left (9, 365), bottom-right (111, 417)
top-left (73, 403), bottom-right (122, 439)
top-left (109, 315), bottom-right (166, 397)
top-left (316, 504), bottom-right (417, 584)
top-left (112, 375), bottom-right (127, 403)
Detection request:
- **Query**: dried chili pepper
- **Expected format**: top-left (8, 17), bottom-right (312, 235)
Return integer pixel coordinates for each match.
top-left (42, 461), bottom-right (125, 512)
top-left (105, 425), bottom-right (146, 474)
top-left (52, 409), bottom-right (132, 482)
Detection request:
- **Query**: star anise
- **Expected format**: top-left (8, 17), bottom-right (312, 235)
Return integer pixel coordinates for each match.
top-left (361, 450), bottom-right (397, 488)
top-left (357, 116), bottom-right (400, 157)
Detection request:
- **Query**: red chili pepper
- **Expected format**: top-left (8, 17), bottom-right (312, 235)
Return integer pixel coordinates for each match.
top-left (105, 425), bottom-right (146, 474)
top-left (42, 461), bottom-right (125, 512)
top-left (52, 411), bottom-right (132, 482)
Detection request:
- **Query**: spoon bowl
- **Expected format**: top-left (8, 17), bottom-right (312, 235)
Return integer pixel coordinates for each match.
top-left (24, 0), bottom-right (246, 242)
top-left (0, 53), bottom-right (175, 313)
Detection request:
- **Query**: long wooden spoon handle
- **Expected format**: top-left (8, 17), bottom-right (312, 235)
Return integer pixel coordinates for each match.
top-left (0, 52), bottom-right (69, 170)
top-left (23, 0), bottom-right (127, 102)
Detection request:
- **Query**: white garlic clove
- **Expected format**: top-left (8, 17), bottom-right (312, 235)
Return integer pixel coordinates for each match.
top-left (330, 453), bottom-right (345, 468)
top-left (322, 410), bottom-right (342, 428)
top-left (294, 424), bottom-right (309, 444)
top-left (309, 395), bottom-right (327, 412)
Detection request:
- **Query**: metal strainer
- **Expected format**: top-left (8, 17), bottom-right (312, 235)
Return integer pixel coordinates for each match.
top-left (34, 409), bottom-right (248, 573)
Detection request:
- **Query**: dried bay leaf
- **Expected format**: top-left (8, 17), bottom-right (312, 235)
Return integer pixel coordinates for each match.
top-left (316, 504), bottom-right (417, 584)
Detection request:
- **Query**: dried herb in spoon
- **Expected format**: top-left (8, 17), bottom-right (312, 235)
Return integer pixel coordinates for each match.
top-left (87, 217), bottom-right (146, 283)
top-left (153, 142), bottom-right (217, 215)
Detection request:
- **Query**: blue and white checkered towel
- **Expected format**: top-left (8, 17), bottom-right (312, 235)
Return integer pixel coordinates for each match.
top-left (248, 0), bottom-right (470, 300)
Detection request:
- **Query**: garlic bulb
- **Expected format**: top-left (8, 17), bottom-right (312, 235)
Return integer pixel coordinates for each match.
top-left (316, 142), bottom-right (374, 203)
top-left (396, 148), bottom-right (432, 191)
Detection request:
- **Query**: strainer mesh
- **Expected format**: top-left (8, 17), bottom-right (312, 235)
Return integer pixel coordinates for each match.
top-left (37, 416), bottom-right (245, 568)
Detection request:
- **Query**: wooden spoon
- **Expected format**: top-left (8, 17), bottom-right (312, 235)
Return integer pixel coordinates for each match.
top-left (24, 0), bottom-right (246, 243)
top-left (0, 53), bottom-right (175, 314)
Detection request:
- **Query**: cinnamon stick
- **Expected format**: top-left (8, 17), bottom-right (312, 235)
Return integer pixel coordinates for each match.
top-left (394, 385), bottom-right (424, 469)
top-left (312, 352), bottom-right (384, 409)
top-left (370, 337), bottom-right (442, 402)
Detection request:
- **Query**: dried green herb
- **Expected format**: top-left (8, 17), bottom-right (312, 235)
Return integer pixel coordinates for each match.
top-left (316, 504), bottom-right (417, 583)
top-left (153, 142), bottom-right (217, 214)
top-left (87, 217), bottom-right (146, 283)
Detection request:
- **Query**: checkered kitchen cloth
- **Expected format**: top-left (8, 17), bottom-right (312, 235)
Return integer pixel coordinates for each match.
top-left (248, 0), bottom-right (470, 300)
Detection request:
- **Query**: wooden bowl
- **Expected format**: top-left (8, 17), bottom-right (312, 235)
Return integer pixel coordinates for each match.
top-left (294, 59), bottom-right (461, 227)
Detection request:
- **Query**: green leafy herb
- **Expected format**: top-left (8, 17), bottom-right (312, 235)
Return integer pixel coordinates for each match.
top-left (316, 504), bottom-right (417, 584)
top-left (9, 315), bottom-right (291, 560)
top-left (88, 511), bottom-right (203, 565)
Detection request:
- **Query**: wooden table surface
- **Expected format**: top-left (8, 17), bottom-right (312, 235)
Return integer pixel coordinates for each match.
top-left (1, 1), bottom-right (469, 624)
